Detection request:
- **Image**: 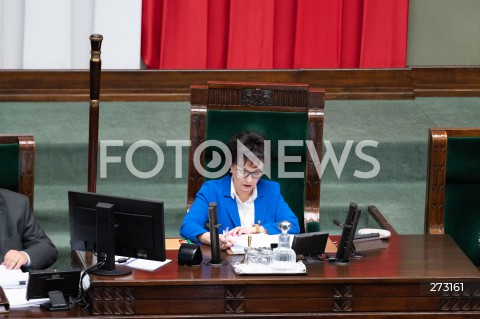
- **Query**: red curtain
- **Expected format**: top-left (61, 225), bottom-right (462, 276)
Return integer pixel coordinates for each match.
top-left (141, 0), bottom-right (409, 69)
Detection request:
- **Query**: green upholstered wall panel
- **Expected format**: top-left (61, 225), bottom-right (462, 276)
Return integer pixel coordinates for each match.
top-left (444, 137), bottom-right (480, 266)
top-left (0, 143), bottom-right (20, 191)
top-left (445, 137), bottom-right (480, 183)
top-left (205, 110), bottom-right (308, 231)
top-left (444, 184), bottom-right (480, 266)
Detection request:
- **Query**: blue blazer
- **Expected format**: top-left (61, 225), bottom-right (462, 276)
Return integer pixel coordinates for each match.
top-left (180, 175), bottom-right (300, 243)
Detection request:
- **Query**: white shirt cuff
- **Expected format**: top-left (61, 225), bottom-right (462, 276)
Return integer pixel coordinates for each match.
top-left (20, 251), bottom-right (32, 268)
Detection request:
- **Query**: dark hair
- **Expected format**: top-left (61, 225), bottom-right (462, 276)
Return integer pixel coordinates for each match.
top-left (227, 131), bottom-right (266, 165)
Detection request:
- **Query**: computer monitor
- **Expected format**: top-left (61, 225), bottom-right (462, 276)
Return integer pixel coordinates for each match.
top-left (334, 202), bottom-right (361, 263)
top-left (291, 231), bottom-right (329, 263)
top-left (26, 268), bottom-right (81, 311)
top-left (68, 191), bottom-right (166, 276)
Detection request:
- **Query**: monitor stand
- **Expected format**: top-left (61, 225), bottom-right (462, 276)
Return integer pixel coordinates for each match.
top-left (91, 202), bottom-right (132, 276)
top-left (91, 263), bottom-right (132, 276)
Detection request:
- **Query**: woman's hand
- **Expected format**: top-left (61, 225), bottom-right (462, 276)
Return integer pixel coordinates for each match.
top-left (227, 226), bottom-right (256, 236)
top-left (219, 234), bottom-right (235, 250)
top-left (197, 232), bottom-right (236, 250)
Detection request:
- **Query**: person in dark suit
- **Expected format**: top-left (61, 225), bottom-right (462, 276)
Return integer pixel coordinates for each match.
top-left (0, 188), bottom-right (57, 270)
top-left (180, 131), bottom-right (300, 250)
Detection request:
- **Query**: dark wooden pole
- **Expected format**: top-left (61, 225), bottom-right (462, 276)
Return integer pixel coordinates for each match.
top-left (88, 34), bottom-right (103, 192)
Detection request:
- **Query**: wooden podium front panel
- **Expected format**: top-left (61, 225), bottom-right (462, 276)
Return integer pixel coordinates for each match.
top-left (134, 285), bottom-right (226, 315)
top-left (133, 285), bottom-right (336, 315)
top-left (88, 282), bottom-right (480, 315)
top-left (134, 299), bottom-right (225, 315)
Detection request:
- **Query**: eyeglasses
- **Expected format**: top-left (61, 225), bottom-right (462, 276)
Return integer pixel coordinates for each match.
top-left (235, 167), bottom-right (263, 179)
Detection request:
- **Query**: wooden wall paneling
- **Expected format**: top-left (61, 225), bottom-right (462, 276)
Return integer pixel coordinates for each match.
top-left (0, 67), bottom-right (479, 102)
top-left (298, 69), bottom-right (414, 100)
top-left (413, 66), bottom-right (480, 97)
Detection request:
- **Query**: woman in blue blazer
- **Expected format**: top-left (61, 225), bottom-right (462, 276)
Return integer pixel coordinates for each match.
top-left (180, 131), bottom-right (300, 249)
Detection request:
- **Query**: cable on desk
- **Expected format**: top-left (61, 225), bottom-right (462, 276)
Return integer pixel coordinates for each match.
top-left (71, 260), bottom-right (105, 309)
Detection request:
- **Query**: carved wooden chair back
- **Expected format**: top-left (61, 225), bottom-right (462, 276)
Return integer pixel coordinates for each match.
top-left (0, 134), bottom-right (35, 208)
top-left (425, 127), bottom-right (480, 265)
top-left (187, 81), bottom-right (325, 232)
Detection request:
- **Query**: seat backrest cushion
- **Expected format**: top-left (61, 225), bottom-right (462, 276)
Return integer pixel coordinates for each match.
top-left (204, 109), bottom-right (308, 225)
top-left (444, 136), bottom-right (480, 266)
top-left (0, 143), bottom-right (20, 192)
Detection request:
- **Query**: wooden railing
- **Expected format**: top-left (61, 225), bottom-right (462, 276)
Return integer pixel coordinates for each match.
top-left (0, 67), bottom-right (479, 102)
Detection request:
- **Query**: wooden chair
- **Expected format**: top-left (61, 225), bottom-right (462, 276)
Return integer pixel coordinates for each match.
top-left (0, 134), bottom-right (35, 208)
top-left (425, 127), bottom-right (480, 266)
top-left (187, 81), bottom-right (325, 232)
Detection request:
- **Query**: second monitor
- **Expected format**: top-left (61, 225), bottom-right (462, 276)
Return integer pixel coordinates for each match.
top-left (334, 202), bottom-right (361, 263)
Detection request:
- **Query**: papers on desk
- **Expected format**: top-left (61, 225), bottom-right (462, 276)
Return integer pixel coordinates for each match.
top-left (228, 234), bottom-right (293, 254)
top-left (0, 265), bottom-right (28, 288)
top-left (4, 288), bottom-right (49, 308)
top-left (116, 256), bottom-right (171, 271)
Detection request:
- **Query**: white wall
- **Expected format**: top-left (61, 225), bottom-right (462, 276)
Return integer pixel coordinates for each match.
top-left (407, 0), bottom-right (480, 66)
top-left (0, 0), bottom-right (142, 69)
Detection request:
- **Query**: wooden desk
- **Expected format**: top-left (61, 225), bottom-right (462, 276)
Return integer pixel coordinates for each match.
top-left (6, 235), bottom-right (480, 318)
top-left (71, 235), bottom-right (479, 318)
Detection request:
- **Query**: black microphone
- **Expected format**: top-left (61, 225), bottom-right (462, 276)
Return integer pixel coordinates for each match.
top-left (333, 219), bottom-right (344, 228)
top-left (333, 219), bottom-right (352, 229)
top-left (208, 202), bottom-right (222, 265)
